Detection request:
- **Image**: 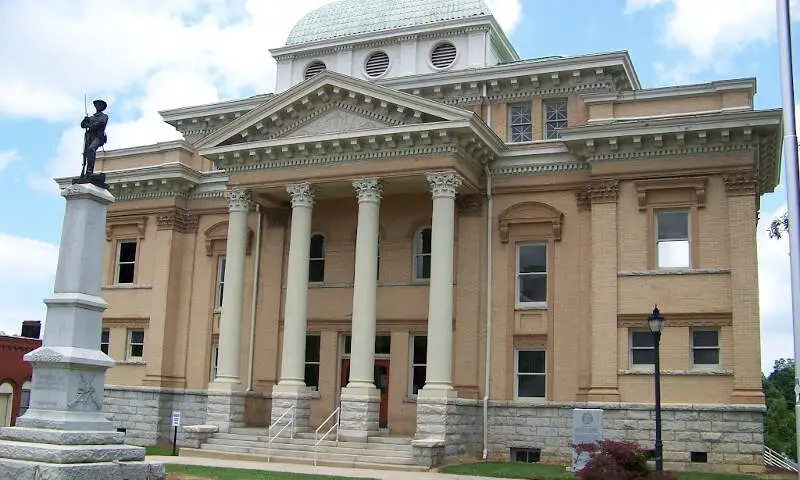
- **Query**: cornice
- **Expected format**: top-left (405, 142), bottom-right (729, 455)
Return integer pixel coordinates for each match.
top-left (156, 207), bottom-right (199, 234)
top-left (723, 171), bottom-right (758, 196)
top-left (617, 312), bottom-right (732, 328)
top-left (581, 78), bottom-right (756, 105)
top-left (575, 180), bottom-right (619, 209)
top-left (490, 162), bottom-right (588, 177)
top-left (96, 140), bottom-right (196, 159)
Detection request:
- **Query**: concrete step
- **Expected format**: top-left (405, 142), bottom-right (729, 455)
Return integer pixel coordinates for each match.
top-left (179, 447), bottom-right (428, 472)
top-left (204, 437), bottom-right (413, 458)
top-left (210, 433), bottom-right (413, 452)
top-left (198, 443), bottom-right (417, 466)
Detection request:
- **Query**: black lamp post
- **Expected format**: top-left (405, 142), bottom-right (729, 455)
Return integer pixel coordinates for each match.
top-left (648, 305), bottom-right (665, 472)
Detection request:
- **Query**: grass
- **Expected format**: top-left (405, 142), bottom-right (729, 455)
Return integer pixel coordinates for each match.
top-left (437, 462), bottom-right (787, 480)
top-left (146, 445), bottom-right (178, 456)
top-left (165, 464), bottom-right (376, 479)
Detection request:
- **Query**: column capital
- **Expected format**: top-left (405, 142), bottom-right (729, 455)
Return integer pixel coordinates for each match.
top-left (286, 182), bottom-right (315, 208)
top-left (352, 178), bottom-right (383, 203)
top-left (426, 171), bottom-right (462, 199)
top-left (224, 189), bottom-right (251, 213)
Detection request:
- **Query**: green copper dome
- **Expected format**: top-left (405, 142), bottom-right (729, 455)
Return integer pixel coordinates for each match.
top-left (286, 0), bottom-right (493, 46)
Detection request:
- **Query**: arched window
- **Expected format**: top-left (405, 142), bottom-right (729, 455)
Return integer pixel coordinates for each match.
top-left (413, 227), bottom-right (432, 281)
top-left (309, 234), bottom-right (326, 283)
top-left (0, 382), bottom-right (13, 427)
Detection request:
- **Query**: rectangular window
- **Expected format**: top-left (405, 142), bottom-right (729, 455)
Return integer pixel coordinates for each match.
top-left (509, 104), bottom-right (533, 143)
top-left (305, 334), bottom-right (321, 390)
top-left (215, 256), bottom-right (226, 310)
top-left (100, 329), bottom-right (110, 355)
top-left (115, 240), bottom-right (137, 284)
top-left (410, 335), bottom-right (427, 395)
top-left (692, 329), bottom-right (720, 366)
top-left (655, 210), bottom-right (690, 268)
top-left (630, 330), bottom-right (655, 366)
top-left (19, 387), bottom-right (30, 417)
top-left (343, 334), bottom-right (391, 356)
top-left (544, 99), bottom-right (568, 139)
top-left (210, 343), bottom-right (219, 382)
top-left (413, 228), bottom-right (432, 281)
top-left (516, 244), bottom-right (547, 307)
top-left (516, 350), bottom-right (546, 398)
top-left (127, 329), bottom-right (145, 360)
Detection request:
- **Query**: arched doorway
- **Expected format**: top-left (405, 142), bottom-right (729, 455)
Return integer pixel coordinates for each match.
top-left (0, 382), bottom-right (14, 427)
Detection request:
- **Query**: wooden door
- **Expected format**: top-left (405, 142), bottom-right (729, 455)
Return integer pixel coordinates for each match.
top-left (340, 358), bottom-right (390, 428)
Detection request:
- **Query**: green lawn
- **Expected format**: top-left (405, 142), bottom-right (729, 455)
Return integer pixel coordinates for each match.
top-left (165, 464), bottom-right (377, 479)
top-left (437, 462), bottom-right (786, 480)
top-left (146, 446), bottom-right (177, 456)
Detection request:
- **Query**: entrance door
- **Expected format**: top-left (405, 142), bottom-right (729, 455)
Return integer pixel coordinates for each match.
top-left (340, 359), bottom-right (390, 428)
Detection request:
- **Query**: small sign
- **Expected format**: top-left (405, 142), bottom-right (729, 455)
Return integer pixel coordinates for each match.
top-left (571, 408), bottom-right (604, 472)
top-left (171, 411), bottom-right (181, 427)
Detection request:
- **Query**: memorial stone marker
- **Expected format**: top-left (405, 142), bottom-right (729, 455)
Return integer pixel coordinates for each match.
top-left (570, 408), bottom-right (604, 472)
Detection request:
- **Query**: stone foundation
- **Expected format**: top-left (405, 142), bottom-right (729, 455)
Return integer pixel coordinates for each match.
top-left (339, 388), bottom-right (380, 442)
top-left (487, 402), bottom-right (765, 474)
top-left (205, 392), bottom-right (248, 433)
top-left (414, 396), bottom-right (482, 462)
top-left (270, 385), bottom-right (314, 435)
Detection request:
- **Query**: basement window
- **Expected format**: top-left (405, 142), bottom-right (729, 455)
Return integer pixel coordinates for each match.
top-left (690, 451), bottom-right (708, 463)
top-left (511, 447), bottom-right (541, 463)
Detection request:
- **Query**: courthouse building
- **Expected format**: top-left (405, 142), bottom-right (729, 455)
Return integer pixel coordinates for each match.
top-left (62, 0), bottom-right (781, 473)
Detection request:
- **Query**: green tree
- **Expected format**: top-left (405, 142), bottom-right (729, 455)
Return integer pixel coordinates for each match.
top-left (764, 358), bottom-right (797, 460)
top-left (769, 212), bottom-right (789, 239)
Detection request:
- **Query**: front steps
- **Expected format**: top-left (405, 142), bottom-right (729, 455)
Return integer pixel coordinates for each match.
top-left (179, 427), bottom-right (428, 472)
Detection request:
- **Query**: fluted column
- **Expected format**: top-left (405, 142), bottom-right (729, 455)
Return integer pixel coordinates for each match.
top-left (347, 178), bottom-right (383, 388)
top-left (420, 171), bottom-right (462, 397)
top-left (278, 182), bottom-right (315, 386)
top-left (212, 188), bottom-right (251, 390)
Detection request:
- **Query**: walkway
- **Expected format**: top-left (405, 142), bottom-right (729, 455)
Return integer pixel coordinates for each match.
top-left (147, 455), bottom-right (511, 480)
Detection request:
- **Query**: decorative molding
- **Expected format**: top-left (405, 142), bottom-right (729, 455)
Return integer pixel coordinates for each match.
top-left (498, 201), bottom-right (564, 243)
top-left (286, 182), bottom-right (316, 208)
top-left (634, 177), bottom-right (707, 211)
top-left (723, 171), bottom-right (758, 196)
top-left (456, 195), bottom-right (483, 216)
top-left (490, 162), bottom-right (588, 177)
top-left (576, 180), bottom-right (619, 208)
top-left (426, 171), bottom-right (463, 199)
top-left (156, 208), bottom-right (199, 233)
top-left (203, 221), bottom-right (254, 256)
top-left (102, 317), bottom-right (150, 329)
top-left (106, 216), bottom-right (148, 242)
top-left (575, 189), bottom-right (591, 212)
top-left (352, 178), bottom-right (383, 203)
top-left (617, 312), bottom-right (732, 328)
top-left (618, 267), bottom-right (730, 277)
top-left (224, 189), bottom-right (251, 212)
top-left (67, 374), bottom-right (102, 411)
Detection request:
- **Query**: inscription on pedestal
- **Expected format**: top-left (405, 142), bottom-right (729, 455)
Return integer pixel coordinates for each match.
top-left (571, 408), bottom-right (604, 472)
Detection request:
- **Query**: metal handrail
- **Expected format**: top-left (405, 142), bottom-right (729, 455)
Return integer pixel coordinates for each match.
top-left (267, 405), bottom-right (295, 463)
top-left (765, 445), bottom-right (799, 472)
top-left (313, 407), bottom-right (341, 466)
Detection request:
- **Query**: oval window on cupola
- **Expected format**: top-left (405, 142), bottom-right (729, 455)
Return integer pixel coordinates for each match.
top-left (304, 60), bottom-right (327, 80)
top-left (365, 51), bottom-right (390, 78)
top-left (430, 42), bottom-right (457, 69)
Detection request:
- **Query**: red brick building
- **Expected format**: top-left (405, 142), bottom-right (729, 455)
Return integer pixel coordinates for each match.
top-left (0, 321), bottom-right (41, 426)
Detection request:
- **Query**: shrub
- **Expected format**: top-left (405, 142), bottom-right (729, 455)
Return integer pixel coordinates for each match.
top-left (575, 439), bottom-right (676, 480)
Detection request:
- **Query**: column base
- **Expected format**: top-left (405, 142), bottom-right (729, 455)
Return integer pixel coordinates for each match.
top-left (270, 384), bottom-right (314, 436)
top-left (414, 394), bottom-right (481, 464)
top-left (339, 386), bottom-right (380, 442)
top-left (205, 392), bottom-right (246, 433)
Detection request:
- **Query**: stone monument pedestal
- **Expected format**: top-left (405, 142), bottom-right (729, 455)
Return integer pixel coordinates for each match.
top-left (0, 182), bottom-right (164, 479)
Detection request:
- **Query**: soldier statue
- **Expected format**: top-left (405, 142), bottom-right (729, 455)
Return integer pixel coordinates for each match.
top-left (80, 99), bottom-right (108, 177)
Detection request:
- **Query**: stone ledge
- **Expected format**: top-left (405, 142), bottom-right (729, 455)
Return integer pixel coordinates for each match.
top-left (0, 440), bottom-right (145, 464)
top-left (0, 457), bottom-right (165, 479)
top-left (182, 425), bottom-right (218, 434)
top-left (486, 401), bottom-right (766, 412)
top-left (412, 438), bottom-right (445, 448)
top-left (0, 427), bottom-right (124, 446)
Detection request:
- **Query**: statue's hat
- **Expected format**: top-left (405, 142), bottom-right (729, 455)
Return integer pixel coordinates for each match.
top-left (93, 99), bottom-right (107, 111)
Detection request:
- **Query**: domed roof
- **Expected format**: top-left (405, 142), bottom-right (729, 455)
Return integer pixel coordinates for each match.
top-left (286, 0), bottom-right (493, 46)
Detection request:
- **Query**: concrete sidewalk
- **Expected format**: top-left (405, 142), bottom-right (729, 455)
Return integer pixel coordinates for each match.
top-left (148, 455), bottom-right (520, 479)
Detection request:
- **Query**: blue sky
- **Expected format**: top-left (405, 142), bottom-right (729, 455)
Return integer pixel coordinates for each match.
top-left (0, 0), bottom-right (795, 373)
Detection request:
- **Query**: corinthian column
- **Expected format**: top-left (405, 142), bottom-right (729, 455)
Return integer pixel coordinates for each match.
top-left (339, 178), bottom-right (382, 442)
top-left (212, 188), bottom-right (251, 390)
top-left (419, 171), bottom-right (462, 397)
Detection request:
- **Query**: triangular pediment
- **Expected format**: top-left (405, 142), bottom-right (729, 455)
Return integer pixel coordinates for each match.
top-left (197, 70), bottom-right (476, 150)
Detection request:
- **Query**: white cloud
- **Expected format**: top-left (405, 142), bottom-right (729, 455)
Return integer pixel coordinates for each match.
top-left (486, 0), bottom-right (524, 34)
top-left (758, 203), bottom-right (795, 373)
top-left (0, 150), bottom-right (21, 171)
top-left (624, 0), bottom-right (798, 84)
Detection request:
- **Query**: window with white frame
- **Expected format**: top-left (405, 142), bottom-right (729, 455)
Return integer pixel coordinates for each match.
top-left (115, 240), bottom-right (137, 284)
top-left (215, 255), bottom-right (226, 310)
top-left (516, 349), bottom-right (546, 398)
top-left (413, 227), bottom-right (432, 281)
top-left (691, 329), bottom-right (720, 367)
top-left (100, 329), bottom-right (109, 355)
top-left (309, 234), bottom-right (326, 283)
top-left (509, 104), bottom-right (533, 143)
top-left (630, 330), bottom-right (655, 366)
top-left (305, 334), bottom-right (321, 390)
top-left (516, 244), bottom-right (547, 307)
top-left (655, 210), bottom-right (691, 268)
top-left (410, 335), bottom-right (427, 395)
top-left (210, 343), bottom-right (219, 382)
top-left (19, 380), bottom-right (31, 417)
top-left (544, 99), bottom-right (568, 139)
top-left (127, 329), bottom-right (145, 361)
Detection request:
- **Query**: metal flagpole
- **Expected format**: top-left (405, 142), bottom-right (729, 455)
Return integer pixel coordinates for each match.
top-left (776, 0), bottom-right (800, 473)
